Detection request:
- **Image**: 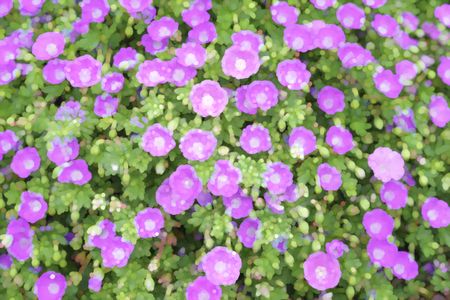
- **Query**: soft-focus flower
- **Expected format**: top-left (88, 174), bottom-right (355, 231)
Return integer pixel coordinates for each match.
top-left (141, 33), bottom-right (169, 55)
top-left (0, 130), bottom-right (19, 156)
top-left (43, 59), bottom-right (67, 84)
top-left (373, 69), bottom-right (403, 98)
top-left (429, 95), bottom-right (450, 128)
top-left (113, 47), bottom-right (138, 70)
top-left (395, 60), bottom-right (417, 85)
top-left (391, 251), bottom-right (419, 280)
top-left (380, 180), bottom-right (408, 210)
top-left (235, 85), bottom-right (257, 115)
top-left (325, 126), bottom-right (353, 155)
top-left (34, 271), bottom-right (67, 300)
top-left (421, 197), bottom-right (450, 228)
top-left (315, 24), bottom-right (346, 49)
top-left (188, 21), bottom-right (217, 44)
top-left (363, 209), bottom-right (394, 240)
top-left (437, 57), bottom-right (450, 86)
top-left (0, 0), bottom-right (13, 18)
top-left (337, 43), bottom-right (374, 68)
top-left (201, 246), bottom-right (242, 286)
top-left (65, 55), bottom-right (102, 88)
top-left (270, 1), bottom-right (299, 26)
top-left (141, 124), bottom-right (175, 156)
top-left (336, 3), bottom-right (365, 30)
top-left (368, 147), bottom-right (405, 182)
top-left (190, 80), bottom-right (229, 117)
top-left (317, 163), bottom-right (342, 191)
top-left (272, 235), bottom-right (288, 253)
top-left (147, 17), bottom-right (178, 41)
top-left (231, 30), bottom-right (264, 52)
top-left (94, 94), bottom-right (119, 118)
top-left (191, 0), bottom-right (212, 10)
top-left (179, 129), bottom-right (217, 161)
top-left (283, 24), bottom-right (314, 53)
top-left (288, 126), bottom-right (317, 158)
top-left (362, 0), bottom-right (386, 9)
top-left (182, 7), bottom-right (210, 27)
top-left (119, 0), bottom-right (152, 13)
top-left (186, 276), bottom-right (222, 300)
top-left (47, 137), bottom-right (79, 166)
top-left (6, 218), bottom-right (34, 261)
top-left (422, 22), bottom-right (441, 40)
top-left (0, 254), bottom-right (13, 270)
top-left (134, 207), bottom-right (165, 238)
top-left (223, 189), bottom-right (253, 219)
top-left (317, 86), bottom-right (345, 115)
top-left (401, 12), bottom-right (419, 31)
top-left (394, 31), bottom-right (419, 50)
top-left (237, 217), bottom-right (261, 248)
top-left (245, 80), bottom-right (279, 111)
top-left (196, 191), bottom-right (213, 206)
top-left (169, 165), bottom-right (203, 202)
top-left (32, 32), bottom-right (65, 61)
top-left (240, 124), bottom-right (272, 154)
top-left (176, 42), bottom-right (207, 69)
top-left (80, 0), bottom-right (110, 23)
top-left (393, 108), bottom-right (416, 132)
top-left (276, 59), bottom-right (311, 90)
top-left (167, 59), bottom-right (197, 87)
top-left (88, 274), bottom-right (103, 293)
top-left (136, 59), bottom-right (170, 87)
top-left (371, 14), bottom-right (399, 38)
top-left (435, 4), bottom-right (450, 28)
top-left (101, 237), bottom-right (134, 268)
top-left (208, 160), bottom-right (242, 197)
top-left (221, 46), bottom-right (260, 79)
top-left (326, 240), bottom-right (349, 259)
top-left (101, 72), bottom-right (125, 94)
top-left (310, 0), bottom-right (336, 10)
top-left (263, 162), bottom-right (293, 195)
top-left (58, 159), bottom-right (92, 185)
top-left (264, 192), bottom-right (285, 214)
top-left (304, 251), bottom-right (341, 291)
top-left (89, 219), bottom-right (116, 249)
top-left (11, 147), bottom-right (41, 178)
top-left (55, 101), bottom-right (86, 122)
top-left (18, 0), bottom-right (45, 16)
top-left (367, 238), bottom-right (398, 268)
top-left (18, 191), bottom-right (48, 224)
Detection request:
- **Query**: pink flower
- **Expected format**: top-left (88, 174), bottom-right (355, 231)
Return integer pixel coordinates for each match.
top-left (222, 189), bottom-right (253, 219)
top-left (437, 57), bottom-right (450, 86)
top-left (136, 59), bottom-right (170, 87)
top-left (11, 147), bottom-right (41, 178)
top-left (246, 80), bottom-right (279, 111)
top-left (391, 251), bottom-right (419, 280)
top-left (208, 160), bottom-right (242, 197)
top-left (373, 69), bottom-right (403, 99)
top-left (0, 0), bottom-right (13, 17)
top-left (6, 218), bottom-right (34, 261)
top-left (315, 24), bottom-right (346, 49)
top-left (270, 1), bottom-right (299, 26)
top-left (435, 4), bottom-right (450, 28)
top-left (179, 129), bottom-right (217, 161)
top-left (147, 17), bottom-right (178, 41)
top-left (363, 209), bottom-right (394, 240)
top-left (317, 86), bottom-right (345, 115)
top-left (337, 43), bottom-right (374, 69)
top-left (113, 47), bottom-right (138, 70)
top-left (263, 162), bottom-right (293, 195)
top-left (134, 207), bottom-right (165, 238)
top-left (231, 30), bottom-right (264, 52)
top-left (186, 276), bottom-right (222, 300)
top-left (201, 246), bottom-right (242, 285)
top-left (176, 42), bottom-right (207, 69)
top-left (18, 191), bottom-right (48, 224)
top-left (283, 25), bottom-right (314, 53)
top-left (32, 32), bottom-right (65, 61)
top-left (421, 197), bottom-right (450, 228)
top-left (276, 59), bottom-right (311, 90)
top-left (429, 95), bottom-right (450, 128)
top-left (34, 271), bottom-right (67, 300)
top-left (189, 80), bottom-right (229, 117)
top-left (368, 147), bottom-right (405, 182)
top-left (288, 126), bottom-right (317, 158)
top-left (362, 0), bottom-right (386, 9)
top-left (380, 181), bottom-right (408, 210)
top-left (240, 124), bottom-right (272, 154)
top-left (141, 34), bottom-right (169, 55)
top-left (336, 3), bottom-right (365, 30)
top-left (43, 59), bottom-right (67, 84)
top-left (80, 0), bottom-right (110, 23)
top-left (188, 22), bottom-right (217, 44)
top-left (141, 124), bottom-right (175, 156)
top-left (367, 238), bottom-right (398, 268)
top-left (317, 163), bottom-right (342, 191)
top-left (237, 217), bottom-right (261, 248)
top-left (303, 251), bottom-right (341, 291)
top-left (94, 94), bottom-right (119, 118)
top-left (326, 240), bottom-right (349, 259)
top-left (57, 159), bottom-right (92, 185)
top-left (100, 237), bottom-right (134, 268)
top-left (235, 85), bottom-right (257, 115)
top-left (371, 14), bottom-right (399, 38)
top-left (182, 7), bottom-right (210, 27)
top-left (119, 0), bottom-right (152, 13)
top-left (310, 0), bottom-right (336, 10)
top-left (167, 59), bottom-right (197, 87)
top-left (221, 46), bottom-right (260, 79)
top-left (101, 72), bottom-right (125, 94)
top-left (65, 55), bottom-right (102, 88)
top-left (325, 126), bottom-right (354, 155)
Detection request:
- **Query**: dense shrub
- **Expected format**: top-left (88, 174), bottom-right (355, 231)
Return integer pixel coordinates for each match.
top-left (0, 0), bottom-right (449, 299)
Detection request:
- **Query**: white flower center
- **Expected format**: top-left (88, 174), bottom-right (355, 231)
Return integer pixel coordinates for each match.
top-left (380, 82), bottom-right (391, 92)
top-left (322, 37), bottom-right (333, 48)
top-left (144, 219), bottom-right (156, 231)
top-left (79, 68), bottom-right (92, 83)
top-left (55, 70), bottom-right (65, 80)
top-left (190, 142), bottom-right (204, 156)
top-left (231, 198), bottom-right (241, 209)
top-left (315, 266), bottom-right (328, 281)
top-left (198, 291), bottom-right (210, 300)
top-left (373, 248), bottom-right (385, 260)
top-left (270, 173), bottom-right (281, 184)
top-left (153, 137), bottom-right (165, 149)
top-left (30, 200), bottom-right (42, 212)
top-left (70, 170), bottom-right (83, 181)
top-left (202, 94), bottom-right (214, 108)
top-left (92, 9), bottom-right (102, 19)
top-left (24, 159), bottom-right (35, 170)
top-left (331, 136), bottom-right (342, 146)
top-left (199, 32), bottom-right (209, 43)
top-left (285, 71), bottom-right (297, 84)
top-left (235, 58), bottom-right (247, 71)
top-left (321, 174), bottom-right (332, 183)
top-left (394, 263), bottom-right (405, 275)
top-left (293, 38), bottom-right (304, 50)
top-left (185, 53), bottom-right (198, 66)
top-left (159, 27), bottom-right (171, 37)
top-left (46, 43), bottom-right (58, 56)
top-left (277, 15), bottom-right (287, 24)
top-left (112, 248), bottom-right (125, 260)
top-left (370, 222), bottom-right (381, 234)
top-left (378, 26), bottom-right (387, 35)
top-left (384, 191), bottom-right (395, 201)
top-left (148, 71), bottom-right (161, 82)
top-left (214, 261), bottom-right (226, 273)
top-left (183, 179), bottom-right (193, 189)
top-left (249, 137), bottom-right (260, 148)
top-left (173, 69), bottom-right (185, 81)
top-left (48, 283), bottom-right (60, 295)
top-left (152, 40), bottom-right (162, 49)
top-left (427, 209), bottom-right (437, 221)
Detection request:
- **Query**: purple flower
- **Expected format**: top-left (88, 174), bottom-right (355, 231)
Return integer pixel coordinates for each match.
top-left (0, 0), bottom-right (13, 17)
top-left (65, 55), bottom-right (102, 88)
top-left (88, 274), bottom-right (103, 292)
top-left (58, 159), bottom-right (92, 185)
top-left (394, 31), bottom-right (419, 50)
top-left (280, 184), bottom-right (300, 203)
top-left (303, 251), bottom-right (341, 291)
top-left (240, 124), bottom-right (272, 154)
top-left (55, 100), bottom-right (86, 122)
top-left (191, 0), bottom-right (212, 11)
top-left (372, 14), bottom-right (399, 38)
top-left (188, 21), bottom-right (217, 44)
top-left (11, 147), bottom-right (41, 178)
top-left (101, 236), bottom-right (134, 268)
top-left (246, 80), bottom-right (279, 111)
top-left (119, 0), bottom-right (152, 13)
top-left (208, 160), bottom-right (242, 197)
top-left (182, 7), bottom-right (210, 27)
top-left (0, 61), bottom-right (16, 86)
top-left (317, 163), bottom-right (342, 191)
top-left (276, 59), bottom-right (311, 90)
top-left (401, 12), bottom-right (419, 31)
top-left (395, 60), bottom-right (417, 85)
top-left (380, 180), bottom-right (408, 210)
top-left (326, 240), bottom-right (349, 259)
top-left (196, 191), bottom-right (213, 206)
top-left (0, 40), bottom-right (18, 66)
top-left (201, 246), bottom-right (242, 286)
top-left (156, 178), bottom-right (194, 215)
top-left (231, 30), bottom-right (264, 52)
top-left (237, 217), bottom-right (261, 248)
top-left (272, 235), bottom-right (288, 253)
top-left (18, 0), bottom-right (45, 16)
top-left (288, 126), bottom-right (317, 158)
top-left (6, 219), bottom-right (34, 261)
top-left (176, 42), bottom-right (207, 69)
top-left (186, 276), bottom-right (222, 300)
top-left (373, 69), bottom-right (403, 99)
top-left (421, 197), bottom-right (450, 228)
top-left (367, 238), bottom-right (398, 268)
top-left (317, 86), bottom-right (345, 115)
top-left (363, 209), bottom-right (394, 240)
top-left (141, 34), bottom-right (169, 55)
top-left (338, 43), bottom-right (374, 68)
top-left (368, 147), bottom-right (405, 183)
top-left (43, 59), bottom-right (67, 84)
top-left (134, 207), bottom-right (164, 238)
top-left (325, 126), bottom-right (353, 155)
top-left (94, 94), bottom-right (119, 118)
top-left (189, 80), bottom-right (229, 117)
top-left (270, 1), bottom-right (299, 26)
top-left (113, 47), bottom-right (138, 70)
top-left (391, 251), bottom-right (419, 280)
top-left (18, 191), bottom-right (48, 224)
top-left (47, 137), bottom-right (79, 165)
top-left (0, 254), bottom-right (13, 270)
top-left (34, 271), bottom-right (67, 300)
top-left (437, 57), bottom-right (450, 86)
top-left (435, 4), bottom-right (450, 28)
top-left (221, 46), bottom-right (260, 79)
top-left (264, 192), bottom-right (285, 214)
top-left (167, 60), bottom-right (197, 87)
top-left (223, 189), bottom-right (253, 219)
top-left (429, 95), bottom-right (450, 128)
top-left (422, 22), bottom-right (441, 40)
top-left (315, 24), bottom-right (346, 50)
top-left (263, 162), bottom-right (293, 195)
top-left (180, 129), bottom-right (217, 161)
top-left (32, 32), bottom-right (65, 61)
top-left (310, 0), bottom-right (336, 10)
top-left (235, 85), bottom-right (257, 115)
top-left (336, 3), bottom-right (365, 30)
top-left (141, 124), bottom-right (176, 156)
top-left (393, 108), bottom-right (416, 132)
top-left (362, 0), bottom-right (386, 9)
top-left (0, 130), bottom-right (19, 156)
top-left (89, 219), bottom-right (116, 249)
top-left (147, 17), bottom-right (178, 41)
top-left (136, 59), bottom-right (170, 87)
top-left (101, 73), bottom-right (125, 94)
top-left (283, 24), bottom-right (314, 53)
top-left (80, 0), bottom-right (110, 23)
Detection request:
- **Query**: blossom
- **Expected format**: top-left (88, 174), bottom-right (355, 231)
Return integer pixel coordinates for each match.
top-left (315, 24), bottom-right (346, 49)
top-left (134, 208), bottom-right (165, 238)
top-left (317, 163), bottom-right (342, 191)
top-left (196, 191), bottom-right (213, 206)
top-left (136, 59), bottom-right (170, 87)
top-left (167, 59), bottom-right (197, 87)
top-left (391, 251), bottom-right (419, 280)
top-left (34, 271), bottom-right (67, 300)
top-left (189, 80), bottom-right (229, 117)
top-left (0, 0), bottom-right (13, 18)
top-left (393, 108), bottom-right (416, 132)
top-left (101, 237), bottom-right (134, 268)
top-left (373, 69), bottom-right (403, 99)
top-left (43, 59), bottom-right (67, 84)
top-left (272, 235), bottom-right (288, 253)
top-left (0, 130), bottom-right (19, 156)
top-left (367, 238), bottom-right (398, 268)
top-left (80, 0), bottom-right (110, 23)
top-left (65, 55), bottom-right (102, 88)
top-left (303, 251), bottom-right (341, 291)
top-left (235, 85), bottom-right (257, 115)
top-left (422, 22), bottom-right (441, 40)
top-left (276, 59), bottom-right (311, 90)
top-left (380, 181), bottom-right (408, 210)
top-left (47, 137), bottom-right (79, 166)
top-left (186, 276), bottom-right (222, 300)
top-left (239, 124), bottom-right (272, 154)
top-left (0, 254), bottom-right (13, 270)
top-left (437, 57), bottom-right (450, 86)
top-left (94, 94), bottom-right (119, 118)
top-left (101, 72), bottom-right (125, 94)
top-left (288, 126), bottom-right (317, 158)
top-left (208, 160), bottom-right (242, 197)
top-left (55, 100), bottom-right (86, 122)
top-left (88, 219), bottom-right (117, 249)
top-left (435, 4), bottom-right (450, 28)
top-left (179, 129), bottom-right (217, 161)
top-left (141, 124), bottom-right (176, 156)
top-left (222, 189), bottom-right (253, 219)
top-left (371, 14), bottom-right (399, 38)
top-left (176, 43), bottom-right (207, 70)
top-left (395, 60), bottom-right (418, 85)
top-left (283, 24), bottom-right (314, 53)
top-left (201, 246), bottom-right (242, 286)
top-left (57, 159), bottom-right (92, 185)
top-left (231, 30), bottom-right (264, 52)
top-left (221, 46), bottom-right (260, 79)
top-left (363, 209), bottom-right (394, 240)
top-left (317, 86), bottom-right (345, 115)
top-left (182, 7), bottom-right (210, 27)
top-left (237, 218), bottom-right (261, 248)
top-left (11, 147), bottom-right (41, 178)
top-left (113, 47), bottom-right (138, 70)
top-left (245, 80), bottom-right (279, 111)
top-left (336, 3), bottom-right (365, 30)
top-left (191, 0), bottom-right (212, 11)
top-left (6, 218), bottom-right (34, 261)
top-left (263, 162), bottom-right (293, 195)
top-left (325, 240), bottom-right (349, 259)
top-left (325, 126), bottom-right (353, 155)
top-left (147, 17), bottom-right (178, 41)
top-left (119, 0), bottom-right (152, 13)
top-left (429, 95), bottom-right (450, 127)
top-left (264, 192), bottom-right (285, 214)
top-left (401, 12), bottom-right (419, 31)
top-left (310, 0), bottom-right (336, 10)
top-left (362, 0), bottom-right (387, 9)
top-left (188, 21), bottom-right (217, 44)
top-left (88, 274), bottom-right (103, 292)
top-left (337, 43), bottom-right (374, 68)
top-left (141, 34), bottom-right (169, 55)
top-left (270, 1), bottom-right (299, 26)
top-left (368, 147), bottom-right (405, 182)
top-left (18, 0), bottom-right (45, 16)
top-left (32, 32), bottom-right (65, 61)
top-left (18, 191), bottom-right (48, 224)
top-left (421, 197), bottom-right (450, 228)
top-left (394, 31), bottom-right (418, 50)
